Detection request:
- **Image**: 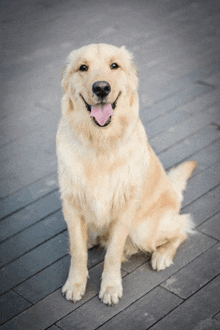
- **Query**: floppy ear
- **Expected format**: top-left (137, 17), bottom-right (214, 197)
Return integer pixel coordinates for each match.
top-left (61, 93), bottom-right (75, 117)
top-left (61, 66), bottom-right (76, 116)
top-left (61, 65), bottom-right (74, 93)
top-left (61, 65), bottom-right (68, 91)
top-left (61, 63), bottom-right (75, 115)
top-left (131, 61), bottom-right (138, 77)
top-left (120, 45), bottom-right (138, 77)
top-left (61, 49), bottom-right (79, 93)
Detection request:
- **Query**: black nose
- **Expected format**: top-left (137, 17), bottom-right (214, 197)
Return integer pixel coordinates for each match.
top-left (92, 81), bottom-right (111, 99)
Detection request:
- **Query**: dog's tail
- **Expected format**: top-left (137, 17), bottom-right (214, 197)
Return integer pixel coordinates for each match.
top-left (168, 160), bottom-right (197, 203)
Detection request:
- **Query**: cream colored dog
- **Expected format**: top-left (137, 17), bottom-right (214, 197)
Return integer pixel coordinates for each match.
top-left (56, 43), bottom-right (197, 306)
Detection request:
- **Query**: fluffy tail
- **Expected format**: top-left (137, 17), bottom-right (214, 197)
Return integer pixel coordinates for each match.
top-left (168, 160), bottom-right (197, 203)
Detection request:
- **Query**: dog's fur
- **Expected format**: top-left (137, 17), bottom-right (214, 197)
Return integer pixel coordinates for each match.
top-left (56, 43), bottom-right (197, 305)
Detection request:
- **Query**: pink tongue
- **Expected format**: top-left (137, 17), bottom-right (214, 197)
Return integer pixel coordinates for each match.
top-left (90, 104), bottom-right (114, 126)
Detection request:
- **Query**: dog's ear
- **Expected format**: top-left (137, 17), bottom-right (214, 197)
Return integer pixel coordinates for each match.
top-left (120, 45), bottom-right (138, 77)
top-left (61, 65), bottom-right (67, 81)
top-left (61, 49), bottom-right (79, 93)
top-left (61, 93), bottom-right (74, 117)
top-left (131, 61), bottom-right (138, 77)
top-left (61, 65), bottom-right (68, 91)
top-left (61, 65), bottom-right (74, 93)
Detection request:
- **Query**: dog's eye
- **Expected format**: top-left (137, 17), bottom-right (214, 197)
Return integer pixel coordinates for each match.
top-left (79, 64), bottom-right (88, 71)
top-left (110, 63), bottom-right (119, 70)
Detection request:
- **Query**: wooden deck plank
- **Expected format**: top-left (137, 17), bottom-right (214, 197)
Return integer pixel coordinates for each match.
top-left (198, 212), bottom-right (220, 241)
top-left (0, 232), bottom-right (215, 330)
top-left (0, 210), bottom-right (66, 267)
top-left (1, 0), bottom-right (220, 328)
top-left (150, 103), bottom-right (220, 154)
top-left (182, 162), bottom-right (220, 208)
top-left (0, 130), bottom-right (58, 198)
top-left (161, 243), bottom-right (220, 299)
top-left (0, 289), bottom-right (75, 330)
top-left (14, 255), bottom-right (70, 304)
top-left (0, 233), bottom-right (68, 295)
top-left (144, 88), bottom-right (220, 139)
top-left (0, 172), bottom-right (58, 219)
top-left (182, 185), bottom-right (220, 228)
top-left (160, 131), bottom-right (220, 171)
top-left (0, 290), bottom-right (31, 325)
top-left (139, 64), bottom-right (220, 108)
top-left (13, 248), bottom-right (106, 304)
top-left (47, 326), bottom-right (61, 330)
top-left (0, 190), bottom-right (61, 243)
top-left (149, 276), bottom-right (220, 330)
top-left (71, 287), bottom-right (183, 330)
top-left (122, 252), bottom-right (150, 273)
top-left (56, 233), bottom-right (216, 330)
top-left (142, 84), bottom-right (211, 124)
top-left (214, 312), bottom-right (220, 322)
top-left (205, 71), bottom-right (220, 86)
top-left (0, 263), bottom-right (127, 330)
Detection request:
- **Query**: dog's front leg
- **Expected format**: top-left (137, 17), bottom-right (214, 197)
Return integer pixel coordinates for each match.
top-left (62, 200), bottom-right (88, 302)
top-left (99, 206), bottom-right (135, 306)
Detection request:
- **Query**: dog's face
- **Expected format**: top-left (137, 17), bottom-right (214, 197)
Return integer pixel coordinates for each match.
top-left (61, 44), bottom-right (138, 141)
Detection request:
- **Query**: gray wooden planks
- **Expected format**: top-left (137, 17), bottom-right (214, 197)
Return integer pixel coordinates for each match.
top-left (160, 129), bottom-right (220, 171)
top-left (161, 243), bottom-right (220, 299)
top-left (150, 103), bottom-right (220, 154)
top-left (0, 172), bottom-right (58, 219)
top-left (0, 263), bottom-right (127, 330)
top-left (0, 291), bottom-right (31, 325)
top-left (122, 252), bottom-right (150, 273)
top-left (0, 233), bottom-right (68, 295)
top-left (56, 232), bottom-right (216, 330)
top-left (198, 212), bottom-right (220, 241)
top-left (182, 185), bottom-right (220, 227)
top-left (0, 210), bottom-right (66, 267)
top-left (13, 248), bottom-right (106, 304)
top-left (1, 0), bottom-right (220, 328)
top-left (0, 190), bottom-right (61, 243)
top-left (182, 161), bottom-right (220, 208)
top-left (150, 276), bottom-right (220, 330)
top-left (97, 287), bottom-right (183, 330)
top-left (142, 83), bottom-right (211, 124)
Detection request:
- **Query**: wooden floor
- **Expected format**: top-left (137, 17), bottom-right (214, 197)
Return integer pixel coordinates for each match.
top-left (1, 0), bottom-right (220, 329)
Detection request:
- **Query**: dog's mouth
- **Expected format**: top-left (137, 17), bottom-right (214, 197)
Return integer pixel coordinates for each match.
top-left (80, 93), bottom-right (120, 127)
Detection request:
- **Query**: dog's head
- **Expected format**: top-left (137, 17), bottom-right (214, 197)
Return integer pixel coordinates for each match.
top-left (61, 44), bottom-right (139, 144)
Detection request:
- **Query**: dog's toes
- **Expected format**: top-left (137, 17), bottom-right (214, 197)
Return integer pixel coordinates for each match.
top-left (99, 285), bottom-right (123, 306)
top-left (151, 251), bottom-right (173, 272)
top-left (62, 279), bottom-right (87, 302)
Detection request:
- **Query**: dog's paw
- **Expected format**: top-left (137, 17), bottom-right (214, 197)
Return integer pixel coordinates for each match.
top-left (99, 274), bottom-right (122, 306)
top-left (99, 284), bottom-right (123, 306)
top-left (62, 275), bottom-right (87, 303)
top-left (151, 251), bottom-right (173, 272)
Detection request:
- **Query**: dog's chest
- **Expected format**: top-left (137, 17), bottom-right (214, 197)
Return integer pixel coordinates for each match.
top-left (82, 160), bottom-right (133, 227)
top-left (58, 126), bottom-right (149, 228)
top-left (71, 153), bottom-right (143, 228)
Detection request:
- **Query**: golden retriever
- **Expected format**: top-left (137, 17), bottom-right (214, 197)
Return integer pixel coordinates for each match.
top-left (56, 43), bottom-right (197, 306)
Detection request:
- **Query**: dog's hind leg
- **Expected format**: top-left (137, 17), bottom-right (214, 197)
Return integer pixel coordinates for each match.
top-left (151, 213), bottom-right (194, 271)
top-left (151, 235), bottom-right (186, 271)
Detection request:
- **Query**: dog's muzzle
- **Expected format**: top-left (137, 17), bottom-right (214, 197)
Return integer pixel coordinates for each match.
top-left (81, 93), bottom-right (120, 127)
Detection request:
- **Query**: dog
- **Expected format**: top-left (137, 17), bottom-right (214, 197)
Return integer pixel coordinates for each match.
top-left (56, 43), bottom-right (197, 306)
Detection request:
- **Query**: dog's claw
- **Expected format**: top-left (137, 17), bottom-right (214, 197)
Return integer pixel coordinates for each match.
top-left (62, 278), bottom-right (87, 303)
top-left (151, 251), bottom-right (173, 271)
top-left (99, 284), bottom-right (123, 306)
